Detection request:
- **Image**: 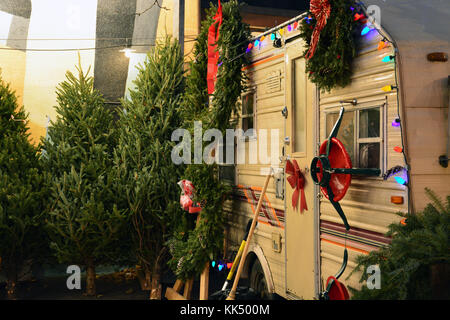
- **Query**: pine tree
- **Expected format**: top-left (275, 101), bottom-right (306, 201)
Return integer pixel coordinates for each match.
top-left (347, 188), bottom-right (450, 299)
top-left (113, 37), bottom-right (185, 299)
top-left (0, 74), bottom-right (47, 299)
top-left (41, 60), bottom-right (126, 296)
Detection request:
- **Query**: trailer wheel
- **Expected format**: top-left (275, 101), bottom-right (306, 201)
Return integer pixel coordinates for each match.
top-left (249, 259), bottom-right (270, 299)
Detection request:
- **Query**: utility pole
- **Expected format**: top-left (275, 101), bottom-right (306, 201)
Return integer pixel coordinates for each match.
top-left (173, 0), bottom-right (185, 56)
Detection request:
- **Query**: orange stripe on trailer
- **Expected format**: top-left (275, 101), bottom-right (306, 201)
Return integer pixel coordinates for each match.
top-left (321, 239), bottom-right (370, 255)
top-left (242, 53), bottom-right (285, 71)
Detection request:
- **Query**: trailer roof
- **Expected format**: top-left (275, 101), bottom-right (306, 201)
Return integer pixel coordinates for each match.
top-left (365, 0), bottom-right (450, 43)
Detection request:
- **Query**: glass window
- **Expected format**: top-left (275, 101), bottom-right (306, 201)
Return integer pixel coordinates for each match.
top-left (359, 143), bottom-right (380, 168)
top-left (242, 92), bottom-right (255, 133)
top-left (293, 58), bottom-right (306, 153)
top-left (359, 108), bottom-right (380, 138)
top-left (326, 106), bottom-right (383, 172)
top-left (326, 111), bottom-right (355, 164)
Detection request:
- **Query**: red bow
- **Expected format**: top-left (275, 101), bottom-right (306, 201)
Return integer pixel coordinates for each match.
top-left (207, 0), bottom-right (223, 95)
top-left (305, 0), bottom-right (331, 60)
top-left (286, 159), bottom-right (308, 213)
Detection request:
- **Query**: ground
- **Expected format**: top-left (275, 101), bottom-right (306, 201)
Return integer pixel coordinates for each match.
top-left (0, 267), bottom-right (236, 300)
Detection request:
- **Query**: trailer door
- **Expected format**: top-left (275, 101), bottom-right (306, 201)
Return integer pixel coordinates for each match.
top-left (284, 41), bottom-right (318, 299)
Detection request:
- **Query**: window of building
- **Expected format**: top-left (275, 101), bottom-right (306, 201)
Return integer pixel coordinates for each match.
top-left (325, 106), bottom-right (384, 172)
top-left (241, 91), bottom-right (256, 137)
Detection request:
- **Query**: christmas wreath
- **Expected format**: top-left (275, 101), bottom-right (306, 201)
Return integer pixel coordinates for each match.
top-left (299, 0), bottom-right (362, 92)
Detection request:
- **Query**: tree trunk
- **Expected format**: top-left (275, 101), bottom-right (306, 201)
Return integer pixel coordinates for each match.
top-left (137, 268), bottom-right (152, 291)
top-left (86, 263), bottom-right (96, 296)
top-left (150, 272), bottom-right (162, 300)
top-left (6, 278), bottom-right (17, 300)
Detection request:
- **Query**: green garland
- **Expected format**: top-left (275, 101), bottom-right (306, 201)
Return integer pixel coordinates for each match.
top-left (167, 0), bottom-right (250, 281)
top-left (299, 0), bottom-right (361, 92)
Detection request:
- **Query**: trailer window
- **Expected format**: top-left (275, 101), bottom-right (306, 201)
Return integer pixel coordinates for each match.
top-left (241, 92), bottom-right (255, 134)
top-left (326, 106), bottom-right (383, 172)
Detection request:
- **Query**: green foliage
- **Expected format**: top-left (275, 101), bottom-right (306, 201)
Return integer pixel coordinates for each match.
top-left (0, 75), bottom-right (47, 285)
top-left (299, 0), bottom-right (360, 92)
top-left (113, 37), bottom-right (185, 276)
top-left (347, 188), bottom-right (450, 299)
top-left (167, 0), bottom-right (250, 280)
top-left (41, 60), bottom-right (127, 268)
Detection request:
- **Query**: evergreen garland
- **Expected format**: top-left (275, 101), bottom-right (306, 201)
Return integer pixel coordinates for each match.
top-left (167, 0), bottom-right (250, 281)
top-left (347, 188), bottom-right (450, 299)
top-left (299, 0), bottom-right (361, 92)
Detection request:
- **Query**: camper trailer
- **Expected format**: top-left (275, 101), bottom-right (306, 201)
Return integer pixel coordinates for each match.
top-left (224, 2), bottom-right (450, 300)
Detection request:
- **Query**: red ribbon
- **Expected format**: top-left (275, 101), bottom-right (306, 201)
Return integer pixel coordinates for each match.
top-left (207, 0), bottom-right (223, 95)
top-left (305, 0), bottom-right (331, 60)
top-left (286, 159), bottom-right (308, 213)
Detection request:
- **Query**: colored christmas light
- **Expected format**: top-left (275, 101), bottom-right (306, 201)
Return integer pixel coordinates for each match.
top-left (254, 39), bottom-right (260, 47)
top-left (279, 28), bottom-right (285, 36)
top-left (287, 24), bottom-right (292, 32)
top-left (361, 25), bottom-right (372, 36)
top-left (382, 55), bottom-right (395, 63)
top-left (211, 261), bottom-right (216, 268)
top-left (218, 263), bottom-right (224, 271)
top-left (354, 13), bottom-right (365, 21)
top-left (382, 85), bottom-right (396, 92)
top-left (394, 146), bottom-right (403, 153)
top-left (270, 33), bottom-right (276, 41)
top-left (394, 176), bottom-right (407, 185)
top-left (293, 21), bottom-right (298, 29)
top-left (377, 41), bottom-right (389, 50)
top-left (392, 118), bottom-right (401, 127)
top-left (227, 262), bottom-right (233, 269)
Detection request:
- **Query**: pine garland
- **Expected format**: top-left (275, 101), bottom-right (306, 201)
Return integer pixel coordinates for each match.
top-left (299, 0), bottom-right (361, 92)
top-left (167, 0), bottom-right (250, 281)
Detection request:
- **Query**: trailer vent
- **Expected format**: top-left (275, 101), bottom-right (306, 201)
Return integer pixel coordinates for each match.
top-left (265, 69), bottom-right (282, 94)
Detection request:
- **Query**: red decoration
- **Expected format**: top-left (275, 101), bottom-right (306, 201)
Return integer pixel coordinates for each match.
top-left (305, 0), bottom-right (331, 60)
top-left (207, 0), bottom-right (223, 95)
top-left (353, 13), bottom-right (365, 21)
top-left (316, 138), bottom-right (352, 202)
top-left (178, 180), bottom-right (202, 214)
top-left (326, 276), bottom-right (349, 300)
top-left (285, 159), bottom-right (308, 213)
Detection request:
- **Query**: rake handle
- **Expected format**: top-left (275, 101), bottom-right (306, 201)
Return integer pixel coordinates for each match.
top-left (227, 172), bottom-right (272, 300)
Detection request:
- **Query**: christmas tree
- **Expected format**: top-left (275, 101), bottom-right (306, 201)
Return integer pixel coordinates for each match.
top-left (167, 0), bottom-right (250, 281)
top-left (348, 188), bottom-right (450, 299)
top-left (113, 37), bottom-right (185, 299)
top-left (41, 59), bottom-right (127, 296)
top-left (0, 73), bottom-right (47, 299)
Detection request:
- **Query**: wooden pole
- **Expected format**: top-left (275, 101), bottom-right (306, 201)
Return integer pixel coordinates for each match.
top-left (227, 171), bottom-right (272, 300)
top-left (199, 263), bottom-right (210, 300)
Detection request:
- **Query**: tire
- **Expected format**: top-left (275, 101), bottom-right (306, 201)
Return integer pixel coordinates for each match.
top-left (249, 259), bottom-right (270, 300)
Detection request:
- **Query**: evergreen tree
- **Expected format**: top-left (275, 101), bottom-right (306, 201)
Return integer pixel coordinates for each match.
top-left (167, 0), bottom-right (250, 281)
top-left (0, 74), bottom-right (47, 299)
top-left (113, 37), bottom-right (185, 299)
top-left (348, 188), bottom-right (450, 299)
top-left (41, 60), bottom-right (126, 296)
